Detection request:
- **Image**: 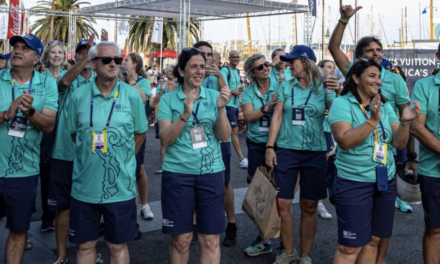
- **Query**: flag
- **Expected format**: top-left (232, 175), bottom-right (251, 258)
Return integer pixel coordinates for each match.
top-left (309, 0), bottom-right (317, 17)
top-left (422, 8), bottom-right (427, 14)
top-left (151, 17), bottom-right (163, 44)
top-left (0, 5), bottom-right (8, 39)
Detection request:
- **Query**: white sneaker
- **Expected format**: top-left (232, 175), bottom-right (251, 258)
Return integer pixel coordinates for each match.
top-left (54, 257), bottom-right (68, 264)
top-left (141, 204), bottom-right (154, 220)
top-left (149, 123), bottom-right (155, 127)
top-left (317, 203), bottom-right (332, 219)
top-left (240, 157), bottom-right (248, 169)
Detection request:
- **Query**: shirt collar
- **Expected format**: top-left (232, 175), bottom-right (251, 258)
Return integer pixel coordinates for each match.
top-left (347, 91), bottom-right (360, 105)
top-left (3, 69), bottom-right (42, 85)
top-left (77, 71), bottom-right (94, 83)
top-left (92, 78), bottom-right (119, 98)
top-left (254, 78), bottom-right (276, 99)
top-left (380, 67), bottom-right (386, 81)
top-left (177, 85), bottom-right (207, 101)
top-left (292, 78), bottom-right (313, 90)
top-left (434, 72), bottom-right (440, 86)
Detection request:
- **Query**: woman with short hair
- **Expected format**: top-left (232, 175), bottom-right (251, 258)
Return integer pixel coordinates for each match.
top-left (41, 41), bottom-right (67, 81)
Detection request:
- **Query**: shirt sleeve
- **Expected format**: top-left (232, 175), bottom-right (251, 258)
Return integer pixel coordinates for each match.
top-left (277, 81), bottom-right (287, 102)
top-left (410, 79), bottom-right (428, 115)
top-left (66, 91), bottom-right (78, 134)
top-left (138, 79), bottom-right (151, 97)
top-left (132, 90), bottom-right (148, 134)
top-left (328, 96), bottom-right (352, 124)
top-left (386, 103), bottom-right (399, 124)
top-left (342, 61), bottom-right (354, 76)
top-left (42, 78), bottom-right (58, 112)
top-left (393, 75), bottom-right (410, 107)
top-left (157, 94), bottom-right (172, 122)
top-left (220, 68), bottom-right (229, 87)
top-left (241, 87), bottom-right (253, 105)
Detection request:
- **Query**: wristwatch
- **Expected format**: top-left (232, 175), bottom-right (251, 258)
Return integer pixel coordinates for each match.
top-left (24, 107), bottom-right (35, 117)
top-left (407, 151), bottom-right (417, 162)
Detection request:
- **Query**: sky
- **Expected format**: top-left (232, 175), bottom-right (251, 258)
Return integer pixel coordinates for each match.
top-left (20, 0), bottom-right (440, 48)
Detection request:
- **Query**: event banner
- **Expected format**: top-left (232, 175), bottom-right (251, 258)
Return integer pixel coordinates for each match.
top-left (309, 0), bottom-right (316, 17)
top-left (0, 6), bottom-right (8, 40)
top-left (383, 49), bottom-right (439, 95)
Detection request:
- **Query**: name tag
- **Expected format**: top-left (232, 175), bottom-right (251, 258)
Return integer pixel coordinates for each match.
top-left (92, 130), bottom-right (108, 154)
top-left (8, 116), bottom-right (28, 138)
top-left (259, 116), bottom-right (270, 132)
top-left (373, 141), bottom-right (387, 164)
top-left (292, 108), bottom-right (305, 126)
top-left (190, 127), bottom-right (207, 149)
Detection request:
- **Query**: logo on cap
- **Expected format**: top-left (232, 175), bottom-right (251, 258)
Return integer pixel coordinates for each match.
top-left (301, 53), bottom-right (308, 58)
top-left (23, 34), bottom-right (33, 40)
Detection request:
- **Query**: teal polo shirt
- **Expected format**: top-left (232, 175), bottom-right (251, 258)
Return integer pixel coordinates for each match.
top-left (328, 92), bottom-right (399, 182)
top-left (221, 67), bottom-right (239, 108)
top-left (242, 78), bottom-right (279, 144)
top-left (0, 69), bottom-right (58, 178)
top-left (202, 75), bottom-right (220, 92)
top-left (323, 116), bottom-right (331, 133)
top-left (269, 68), bottom-right (292, 83)
top-left (136, 77), bottom-right (151, 98)
top-left (410, 73), bottom-right (440, 178)
top-left (344, 61), bottom-right (409, 115)
top-left (157, 86), bottom-right (225, 175)
top-left (41, 69), bottom-right (66, 82)
top-left (66, 79), bottom-right (148, 204)
top-left (276, 78), bottom-right (335, 151)
top-left (51, 72), bottom-right (95, 161)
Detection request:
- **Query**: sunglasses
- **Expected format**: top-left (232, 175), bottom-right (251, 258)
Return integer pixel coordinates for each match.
top-left (251, 61), bottom-right (271, 72)
top-left (48, 40), bottom-right (65, 47)
top-left (94, 57), bottom-right (123, 65)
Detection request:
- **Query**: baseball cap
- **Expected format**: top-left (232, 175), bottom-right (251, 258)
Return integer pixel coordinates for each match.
top-left (280, 45), bottom-right (317, 62)
top-left (381, 58), bottom-right (392, 71)
top-left (76, 39), bottom-right (96, 53)
top-left (0, 52), bottom-right (11, 60)
top-left (9, 34), bottom-right (44, 56)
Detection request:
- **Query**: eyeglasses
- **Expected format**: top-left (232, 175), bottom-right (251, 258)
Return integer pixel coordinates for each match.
top-left (48, 40), bottom-right (65, 47)
top-left (94, 57), bottom-right (123, 65)
top-left (251, 61), bottom-right (271, 72)
top-left (230, 56), bottom-right (240, 59)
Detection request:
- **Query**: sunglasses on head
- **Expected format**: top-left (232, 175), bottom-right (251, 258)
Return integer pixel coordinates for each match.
top-left (94, 57), bottom-right (123, 65)
top-left (48, 40), bottom-right (65, 47)
top-left (252, 61), bottom-right (271, 72)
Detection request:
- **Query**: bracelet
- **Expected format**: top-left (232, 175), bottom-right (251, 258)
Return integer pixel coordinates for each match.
top-left (130, 82), bottom-right (136, 86)
top-left (179, 115), bottom-right (188, 123)
top-left (339, 19), bottom-right (348, 25)
top-left (366, 120), bottom-right (376, 128)
top-left (266, 146), bottom-right (274, 149)
top-left (399, 119), bottom-right (411, 127)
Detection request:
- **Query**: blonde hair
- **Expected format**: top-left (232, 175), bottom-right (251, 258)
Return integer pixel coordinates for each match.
top-left (41, 42), bottom-right (67, 68)
top-left (244, 53), bottom-right (266, 83)
top-left (300, 58), bottom-right (323, 91)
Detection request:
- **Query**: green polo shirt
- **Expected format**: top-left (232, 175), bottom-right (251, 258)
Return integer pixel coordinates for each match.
top-left (328, 92), bottom-right (399, 182)
top-left (410, 73), bottom-right (440, 178)
top-left (276, 78), bottom-right (335, 151)
top-left (0, 69), bottom-right (58, 178)
top-left (136, 77), bottom-right (151, 98)
top-left (202, 75), bottom-right (220, 92)
top-left (41, 69), bottom-right (66, 82)
top-left (344, 61), bottom-right (409, 115)
top-left (51, 72), bottom-right (95, 161)
top-left (242, 78), bottom-right (279, 144)
top-left (66, 79), bottom-right (148, 204)
top-left (221, 67), bottom-right (239, 108)
top-left (157, 86), bottom-right (225, 175)
top-left (323, 116), bottom-right (331, 133)
top-left (270, 68), bottom-right (292, 83)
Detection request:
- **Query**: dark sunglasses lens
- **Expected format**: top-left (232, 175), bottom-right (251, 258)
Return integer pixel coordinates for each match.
top-left (257, 64), bottom-right (265, 71)
top-left (101, 57), bottom-right (112, 64)
top-left (114, 58), bottom-right (123, 65)
top-left (264, 62), bottom-right (271, 67)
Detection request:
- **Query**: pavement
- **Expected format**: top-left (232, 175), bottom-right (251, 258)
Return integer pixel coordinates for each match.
top-left (0, 128), bottom-right (426, 264)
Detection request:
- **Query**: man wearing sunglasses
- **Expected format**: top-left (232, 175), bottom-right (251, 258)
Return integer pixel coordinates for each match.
top-left (47, 35), bottom-right (96, 264)
top-left (0, 34), bottom-right (58, 264)
top-left (329, 1), bottom-right (415, 263)
top-left (66, 41), bottom-right (147, 264)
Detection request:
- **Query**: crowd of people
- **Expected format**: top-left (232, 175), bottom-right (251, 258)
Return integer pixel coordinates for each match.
top-left (2, 1), bottom-right (440, 264)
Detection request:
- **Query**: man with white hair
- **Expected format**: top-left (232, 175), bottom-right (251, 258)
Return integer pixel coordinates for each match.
top-left (66, 41), bottom-right (148, 263)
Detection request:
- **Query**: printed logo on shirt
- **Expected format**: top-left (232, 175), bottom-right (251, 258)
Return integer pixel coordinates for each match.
top-left (69, 228), bottom-right (75, 236)
top-left (115, 104), bottom-right (131, 113)
top-left (162, 219), bottom-right (174, 227)
top-left (343, 230), bottom-right (357, 240)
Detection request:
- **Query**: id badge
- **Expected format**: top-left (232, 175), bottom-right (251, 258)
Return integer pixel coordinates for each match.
top-left (292, 108), bottom-right (305, 126)
top-left (373, 141), bottom-right (387, 164)
top-left (376, 166), bottom-right (389, 192)
top-left (91, 130), bottom-right (108, 154)
top-left (8, 116), bottom-right (28, 138)
top-left (259, 116), bottom-right (271, 132)
top-left (190, 126), bottom-right (207, 149)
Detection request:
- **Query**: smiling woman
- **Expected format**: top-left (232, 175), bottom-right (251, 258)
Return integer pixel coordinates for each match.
top-left (40, 41), bottom-right (67, 81)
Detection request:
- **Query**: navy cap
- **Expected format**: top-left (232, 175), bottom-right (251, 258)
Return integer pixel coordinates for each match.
top-left (10, 34), bottom-right (44, 56)
top-left (76, 39), bottom-right (96, 53)
top-left (0, 52), bottom-right (11, 60)
top-left (381, 58), bottom-right (392, 71)
top-left (280, 45), bottom-right (317, 62)
top-left (37, 60), bottom-right (42, 65)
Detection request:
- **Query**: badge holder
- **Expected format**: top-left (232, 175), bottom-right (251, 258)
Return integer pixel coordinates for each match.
top-left (190, 125), bottom-right (207, 149)
top-left (259, 116), bottom-right (270, 132)
top-left (292, 108), bottom-right (305, 126)
top-left (373, 141), bottom-right (388, 191)
top-left (373, 141), bottom-right (387, 164)
top-left (8, 116), bottom-right (29, 138)
top-left (91, 130), bottom-right (108, 153)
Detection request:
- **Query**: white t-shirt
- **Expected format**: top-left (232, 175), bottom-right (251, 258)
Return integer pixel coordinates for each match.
top-left (148, 69), bottom-right (158, 83)
top-left (151, 88), bottom-right (157, 97)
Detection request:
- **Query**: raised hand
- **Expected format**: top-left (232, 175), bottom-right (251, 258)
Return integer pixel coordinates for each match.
top-left (267, 92), bottom-right (279, 110)
top-left (370, 94), bottom-right (382, 125)
top-left (19, 90), bottom-right (34, 115)
top-left (101, 29), bottom-right (108, 42)
top-left (87, 34), bottom-right (95, 51)
top-left (217, 86), bottom-right (231, 108)
top-left (401, 100), bottom-right (421, 123)
top-left (183, 89), bottom-right (198, 117)
top-left (339, 0), bottom-right (362, 21)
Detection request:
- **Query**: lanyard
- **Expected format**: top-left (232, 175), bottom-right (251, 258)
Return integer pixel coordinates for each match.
top-left (11, 72), bottom-right (34, 100)
top-left (192, 99), bottom-right (201, 126)
top-left (271, 69), bottom-right (283, 82)
top-left (206, 76), bottom-right (211, 89)
top-left (259, 91), bottom-right (272, 107)
top-left (360, 104), bottom-right (386, 141)
top-left (229, 67), bottom-right (238, 87)
top-left (291, 81), bottom-right (313, 107)
top-left (90, 80), bottom-right (121, 132)
top-left (76, 78), bottom-right (80, 88)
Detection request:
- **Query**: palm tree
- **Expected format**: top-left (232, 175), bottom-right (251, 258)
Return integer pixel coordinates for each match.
top-left (30, 0), bottom-right (98, 45)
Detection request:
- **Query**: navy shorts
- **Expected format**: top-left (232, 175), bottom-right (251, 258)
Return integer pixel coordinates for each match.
top-left (0, 175), bottom-right (38, 233)
top-left (274, 148), bottom-right (327, 200)
top-left (324, 132), bottom-right (334, 153)
top-left (135, 136), bottom-right (147, 182)
top-left (161, 171), bottom-right (225, 235)
top-left (226, 106), bottom-right (239, 128)
top-left (69, 197), bottom-right (137, 244)
top-left (334, 176), bottom-right (396, 247)
top-left (48, 159), bottom-right (73, 211)
top-left (221, 142), bottom-right (231, 186)
top-left (419, 175), bottom-right (440, 228)
top-left (246, 137), bottom-right (267, 184)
